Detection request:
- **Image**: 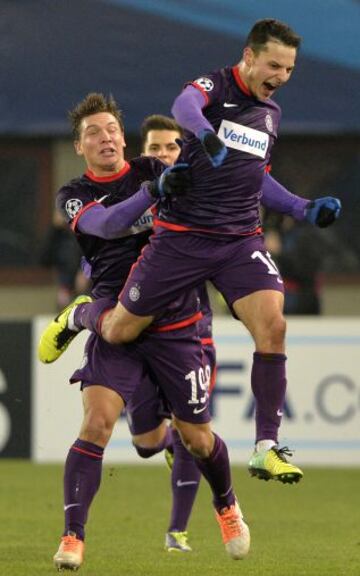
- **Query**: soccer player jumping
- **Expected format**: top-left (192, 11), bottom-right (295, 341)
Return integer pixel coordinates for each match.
top-left (40, 20), bottom-right (341, 491)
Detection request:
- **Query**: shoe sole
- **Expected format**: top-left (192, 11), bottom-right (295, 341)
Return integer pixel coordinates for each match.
top-left (248, 467), bottom-right (303, 484)
top-left (54, 564), bottom-right (80, 571)
top-left (165, 547), bottom-right (192, 552)
top-left (54, 557), bottom-right (82, 571)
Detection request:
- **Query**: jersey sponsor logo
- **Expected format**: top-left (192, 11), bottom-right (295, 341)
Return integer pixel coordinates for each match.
top-left (133, 209), bottom-right (153, 228)
top-left (129, 283), bottom-right (141, 302)
top-left (217, 120), bottom-right (269, 159)
top-left (194, 77), bottom-right (214, 92)
top-left (65, 198), bottom-right (83, 219)
top-left (116, 209), bottom-right (153, 239)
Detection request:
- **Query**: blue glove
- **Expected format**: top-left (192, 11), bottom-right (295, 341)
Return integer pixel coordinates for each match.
top-left (148, 163), bottom-right (191, 200)
top-left (305, 197), bottom-right (341, 228)
top-left (198, 129), bottom-right (227, 167)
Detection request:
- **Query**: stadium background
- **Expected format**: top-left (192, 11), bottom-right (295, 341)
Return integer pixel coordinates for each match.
top-left (0, 0), bottom-right (359, 464)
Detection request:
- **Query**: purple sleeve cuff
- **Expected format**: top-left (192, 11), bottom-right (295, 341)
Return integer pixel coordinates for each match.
top-left (76, 183), bottom-right (154, 239)
top-left (171, 85), bottom-right (214, 137)
top-left (261, 173), bottom-right (310, 221)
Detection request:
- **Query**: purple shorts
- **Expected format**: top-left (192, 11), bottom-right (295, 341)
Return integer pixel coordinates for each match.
top-left (127, 334), bottom-right (217, 435)
top-left (70, 324), bottom-right (212, 428)
top-left (70, 333), bottom-right (147, 405)
top-left (119, 231), bottom-right (284, 317)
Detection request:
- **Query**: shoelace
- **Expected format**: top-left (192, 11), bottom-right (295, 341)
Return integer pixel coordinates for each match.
top-left (218, 506), bottom-right (241, 540)
top-left (273, 446), bottom-right (294, 462)
top-left (61, 535), bottom-right (81, 552)
top-left (175, 532), bottom-right (189, 547)
top-left (56, 326), bottom-right (77, 349)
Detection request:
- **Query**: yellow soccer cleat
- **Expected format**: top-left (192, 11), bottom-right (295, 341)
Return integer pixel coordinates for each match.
top-left (53, 532), bottom-right (84, 571)
top-left (248, 446), bottom-right (303, 484)
top-left (164, 448), bottom-right (174, 471)
top-left (165, 531), bottom-right (192, 552)
top-left (38, 295), bottom-right (92, 364)
top-left (215, 500), bottom-right (250, 560)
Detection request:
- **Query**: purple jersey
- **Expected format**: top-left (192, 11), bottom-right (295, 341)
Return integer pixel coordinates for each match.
top-left (159, 66), bottom-right (281, 235)
top-left (56, 157), bottom-right (163, 299)
top-left (56, 156), bottom-right (201, 328)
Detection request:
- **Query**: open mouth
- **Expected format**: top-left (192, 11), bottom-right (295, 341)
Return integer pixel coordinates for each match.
top-left (100, 147), bottom-right (116, 156)
top-left (263, 81), bottom-right (277, 92)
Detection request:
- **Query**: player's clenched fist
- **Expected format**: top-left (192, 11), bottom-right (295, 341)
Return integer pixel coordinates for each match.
top-left (305, 197), bottom-right (342, 228)
top-left (198, 129), bottom-right (228, 168)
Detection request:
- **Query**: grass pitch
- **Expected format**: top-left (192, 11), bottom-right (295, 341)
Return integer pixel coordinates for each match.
top-left (0, 461), bottom-right (359, 576)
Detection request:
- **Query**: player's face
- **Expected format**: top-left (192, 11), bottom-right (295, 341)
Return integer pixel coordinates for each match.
top-left (243, 40), bottom-right (296, 101)
top-left (143, 130), bottom-right (181, 166)
top-left (75, 112), bottom-right (126, 175)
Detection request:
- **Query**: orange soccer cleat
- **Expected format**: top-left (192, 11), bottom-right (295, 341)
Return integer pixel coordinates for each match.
top-left (215, 500), bottom-right (250, 560)
top-left (53, 532), bottom-right (84, 571)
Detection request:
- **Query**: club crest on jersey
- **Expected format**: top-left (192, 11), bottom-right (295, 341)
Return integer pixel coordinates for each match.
top-left (129, 283), bottom-right (141, 302)
top-left (65, 198), bottom-right (83, 219)
top-left (194, 77), bottom-right (214, 92)
top-left (217, 120), bottom-right (269, 159)
top-left (265, 113), bottom-right (273, 133)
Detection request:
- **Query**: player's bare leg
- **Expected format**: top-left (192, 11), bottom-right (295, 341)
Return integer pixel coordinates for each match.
top-left (99, 301), bottom-right (153, 344)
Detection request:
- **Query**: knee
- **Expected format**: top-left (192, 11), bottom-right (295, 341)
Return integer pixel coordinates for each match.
top-left (181, 430), bottom-right (214, 459)
top-left (258, 313), bottom-right (286, 350)
top-left (269, 314), bottom-right (286, 343)
top-left (81, 413), bottom-right (113, 446)
top-left (133, 443), bottom-right (159, 459)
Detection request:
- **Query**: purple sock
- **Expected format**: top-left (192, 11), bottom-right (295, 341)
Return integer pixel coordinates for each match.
top-left (63, 439), bottom-right (104, 541)
top-left (133, 426), bottom-right (173, 458)
top-left (168, 428), bottom-right (201, 532)
top-left (251, 352), bottom-right (287, 443)
top-left (73, 298), bottom-right (114, 335)
top-left (195, 433), bottom-right (235, 512)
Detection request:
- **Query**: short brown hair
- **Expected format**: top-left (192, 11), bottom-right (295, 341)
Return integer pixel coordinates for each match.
top-left (69, 92), bottom-right (124, 140)
top-left (246, 19), bottom-right (301, 54)
top-left (141, 114), bottom-right (183, 151)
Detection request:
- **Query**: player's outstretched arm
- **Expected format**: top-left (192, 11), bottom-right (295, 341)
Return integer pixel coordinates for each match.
top-left (74, 182), bottom-right (155, 239)
top-left (75, 165), bottom-right (192, 240)
top-left (261, 172), bottom-right (341, 227)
